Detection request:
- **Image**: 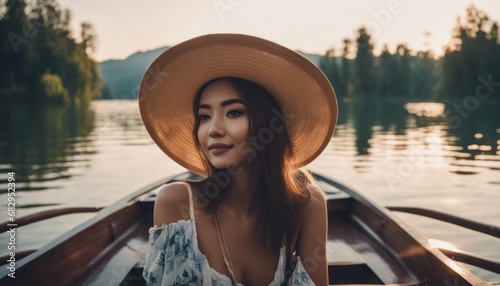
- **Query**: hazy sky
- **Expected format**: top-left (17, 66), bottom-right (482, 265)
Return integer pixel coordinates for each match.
top-left (63, 0), bottom-right (500, 62)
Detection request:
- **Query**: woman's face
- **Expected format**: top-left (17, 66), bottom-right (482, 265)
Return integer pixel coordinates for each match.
top-left (197, 79), bottom-right (252, 171)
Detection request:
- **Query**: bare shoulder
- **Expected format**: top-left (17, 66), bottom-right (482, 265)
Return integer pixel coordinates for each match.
top-left (153, 181), bottom-right (191, 227)
top-left (297, 183), bottom-right (328, 235)
top-left (302, 184), bottom-right (327, 211)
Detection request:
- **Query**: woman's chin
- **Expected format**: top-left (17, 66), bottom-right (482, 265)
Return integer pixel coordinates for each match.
top-left (209, 161), bottom-right (246, 174)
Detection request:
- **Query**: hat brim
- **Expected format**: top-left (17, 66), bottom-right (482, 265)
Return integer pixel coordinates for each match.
top-left (139, 34), bottom-right (338, 176)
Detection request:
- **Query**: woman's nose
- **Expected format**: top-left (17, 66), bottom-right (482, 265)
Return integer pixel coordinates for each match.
top-left (209, 116), bottom-right (225, 138)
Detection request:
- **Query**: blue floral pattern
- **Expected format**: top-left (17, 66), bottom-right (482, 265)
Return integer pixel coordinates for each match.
top-left (142, 219), bottom-right (315, 285)
top-left (142, 182), bottom-right (315, 285)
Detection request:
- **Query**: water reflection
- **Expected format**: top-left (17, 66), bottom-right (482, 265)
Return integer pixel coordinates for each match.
top-left (405, 102), bottom-right (446, 118)
top-left (334, 100), bottom-right (500, 184)
top-left (1, 99), bottom-right (499, 191)
top-left (444, 101), bottom-right (500, 160)
top-left (0, 103), bottom-right (96, 192)
top-left (347, 100), bottom-right (431, 156)
top-left (343, 99), bottom-right (500, 168)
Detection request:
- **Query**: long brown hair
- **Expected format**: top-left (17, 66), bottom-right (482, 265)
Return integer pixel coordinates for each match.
top-left (189, 77), bottom-right (311, 258)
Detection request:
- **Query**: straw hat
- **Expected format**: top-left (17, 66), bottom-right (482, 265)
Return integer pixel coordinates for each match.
top-left (139, 34), bottom-right (338, 176)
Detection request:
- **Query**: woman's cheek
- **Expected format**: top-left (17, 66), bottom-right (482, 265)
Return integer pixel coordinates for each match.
top-left (197, 126), bottom-right (208, 151)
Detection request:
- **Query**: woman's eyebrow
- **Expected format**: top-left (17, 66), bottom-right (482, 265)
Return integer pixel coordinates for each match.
top-left (198, 98), bottom-right (246, 109)
top-left (221, 98), bottom-right (246, 107)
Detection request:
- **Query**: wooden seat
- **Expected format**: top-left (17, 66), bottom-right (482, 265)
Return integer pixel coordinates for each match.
top-left (326, 219), bottom-right (419, 285)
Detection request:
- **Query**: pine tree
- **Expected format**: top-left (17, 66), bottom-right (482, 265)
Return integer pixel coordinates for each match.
top-left (353, 27), bottom-right (375, 98)
top-left (439, 5), bottom-right (500, 100)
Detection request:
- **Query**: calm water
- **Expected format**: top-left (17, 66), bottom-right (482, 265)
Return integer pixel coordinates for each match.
top-left (1, 99), bottom-right (499, 282)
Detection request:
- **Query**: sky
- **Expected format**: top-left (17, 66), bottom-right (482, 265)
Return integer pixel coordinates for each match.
top-left (62, 0), bottom-right (500, 62)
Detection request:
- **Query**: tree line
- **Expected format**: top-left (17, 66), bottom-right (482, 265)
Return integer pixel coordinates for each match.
top-left (0, 0), bottom-right (104, 104)
top-left (320, 5), bottom-right (500, 100)
top-left (1, 2), bottom-right (498, 104)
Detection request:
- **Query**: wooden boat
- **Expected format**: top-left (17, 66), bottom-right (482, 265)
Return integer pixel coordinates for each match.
top-left (1, 171), bottom-right (499, 285)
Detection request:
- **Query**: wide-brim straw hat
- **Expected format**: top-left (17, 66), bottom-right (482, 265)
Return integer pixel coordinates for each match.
top-left (139, 34), bottom-right (338, 176)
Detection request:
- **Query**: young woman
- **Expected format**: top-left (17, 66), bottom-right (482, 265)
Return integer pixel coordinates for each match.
top-left (140, 34), bottom-right (338, 286)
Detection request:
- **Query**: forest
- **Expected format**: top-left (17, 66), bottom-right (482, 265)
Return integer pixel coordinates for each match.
top-left (320, 5), bottom-right (500, 100)
top-left (0, 0), bottom-right (104, 104)
top-left (1, 1), bottom-right (499, 103)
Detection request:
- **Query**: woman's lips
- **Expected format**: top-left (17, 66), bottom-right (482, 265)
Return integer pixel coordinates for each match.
top-left (208, 143), bottom-right (233, 155)
top-left (210, 147), bottom-right (231, 155)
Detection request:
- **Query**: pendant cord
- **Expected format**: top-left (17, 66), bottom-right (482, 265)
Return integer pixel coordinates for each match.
top-left (215, 210), bottom-right (238, 286)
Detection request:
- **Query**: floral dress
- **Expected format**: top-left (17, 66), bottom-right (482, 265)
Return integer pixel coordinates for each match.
top-left (142, 183), bottom-right (315, 286)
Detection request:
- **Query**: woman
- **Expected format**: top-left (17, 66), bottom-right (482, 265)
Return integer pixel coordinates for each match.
top-left (140, 34), bottom-right (338, 286)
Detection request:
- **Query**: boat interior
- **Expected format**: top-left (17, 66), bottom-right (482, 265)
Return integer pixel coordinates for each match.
top-left (0, 172), bottom-right (498, 285)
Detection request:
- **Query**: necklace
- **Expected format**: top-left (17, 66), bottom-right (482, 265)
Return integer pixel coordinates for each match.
top-left (214, 210), bottom-right (239, 286)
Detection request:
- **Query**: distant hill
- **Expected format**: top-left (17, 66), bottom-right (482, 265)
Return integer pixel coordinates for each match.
top-left (99, 47), bottom-right (322, 99)
top-left (99, 47), bottom-right (169, 99)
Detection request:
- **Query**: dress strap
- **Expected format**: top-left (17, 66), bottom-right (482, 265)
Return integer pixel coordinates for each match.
top-left (184, 182), bottom-right (196, 224)
top-left (215, 210), bottom-right (238, 286)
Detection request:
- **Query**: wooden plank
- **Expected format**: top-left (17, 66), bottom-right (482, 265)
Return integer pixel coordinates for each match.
top-left (17, 219), bottom-right (114, 286)
top-left (329, 219), bottom-right (418, 284)
top-left (2, 204), bottom-right (142, 285)
top-left (70, 208), bottom-right (144, 285)
top-left (127, 236), bottom-right (150, 268)
top-left (85, 247), bottom-right (140, 286)
top-left (326, 240), bottom-right (365, 265)
top-left (351, 198), bottom-right (485, 286)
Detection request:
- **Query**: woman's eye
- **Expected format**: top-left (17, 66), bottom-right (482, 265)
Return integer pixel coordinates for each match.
top-left (199, 114), bottom-right (209, 121)
top-left (227, 110), bottom-right (243, 117)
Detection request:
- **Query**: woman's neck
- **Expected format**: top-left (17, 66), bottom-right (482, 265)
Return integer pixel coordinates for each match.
top-left (219, 166), bottom-right (260, 218)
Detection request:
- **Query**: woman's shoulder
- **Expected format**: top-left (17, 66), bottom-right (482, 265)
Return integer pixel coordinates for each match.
top-left (303, 184), bottom-right (327, 207)
top-left (153, 181), bottom-right (192, 227)
top-left (296, 170), bottom-right (326, 203)
top-left (298, 184), bottom-right (327, 221)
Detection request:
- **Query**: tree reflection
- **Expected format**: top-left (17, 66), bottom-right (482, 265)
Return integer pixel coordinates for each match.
top-left (444, 101), bottom-right (500, 159)
top-left (349, 99), bottom-right (408, 155)
top-left (0, 103), bottom-right (96, 192)
top-left (347, 99), bottom-right (499, 162)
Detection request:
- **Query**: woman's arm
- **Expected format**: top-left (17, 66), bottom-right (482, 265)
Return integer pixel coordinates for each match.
top-left (297, 184), bottom-right (328, 286)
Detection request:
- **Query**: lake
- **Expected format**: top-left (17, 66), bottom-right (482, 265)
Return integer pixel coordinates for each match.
top-left (1, 99), bottom-right (499, 282)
